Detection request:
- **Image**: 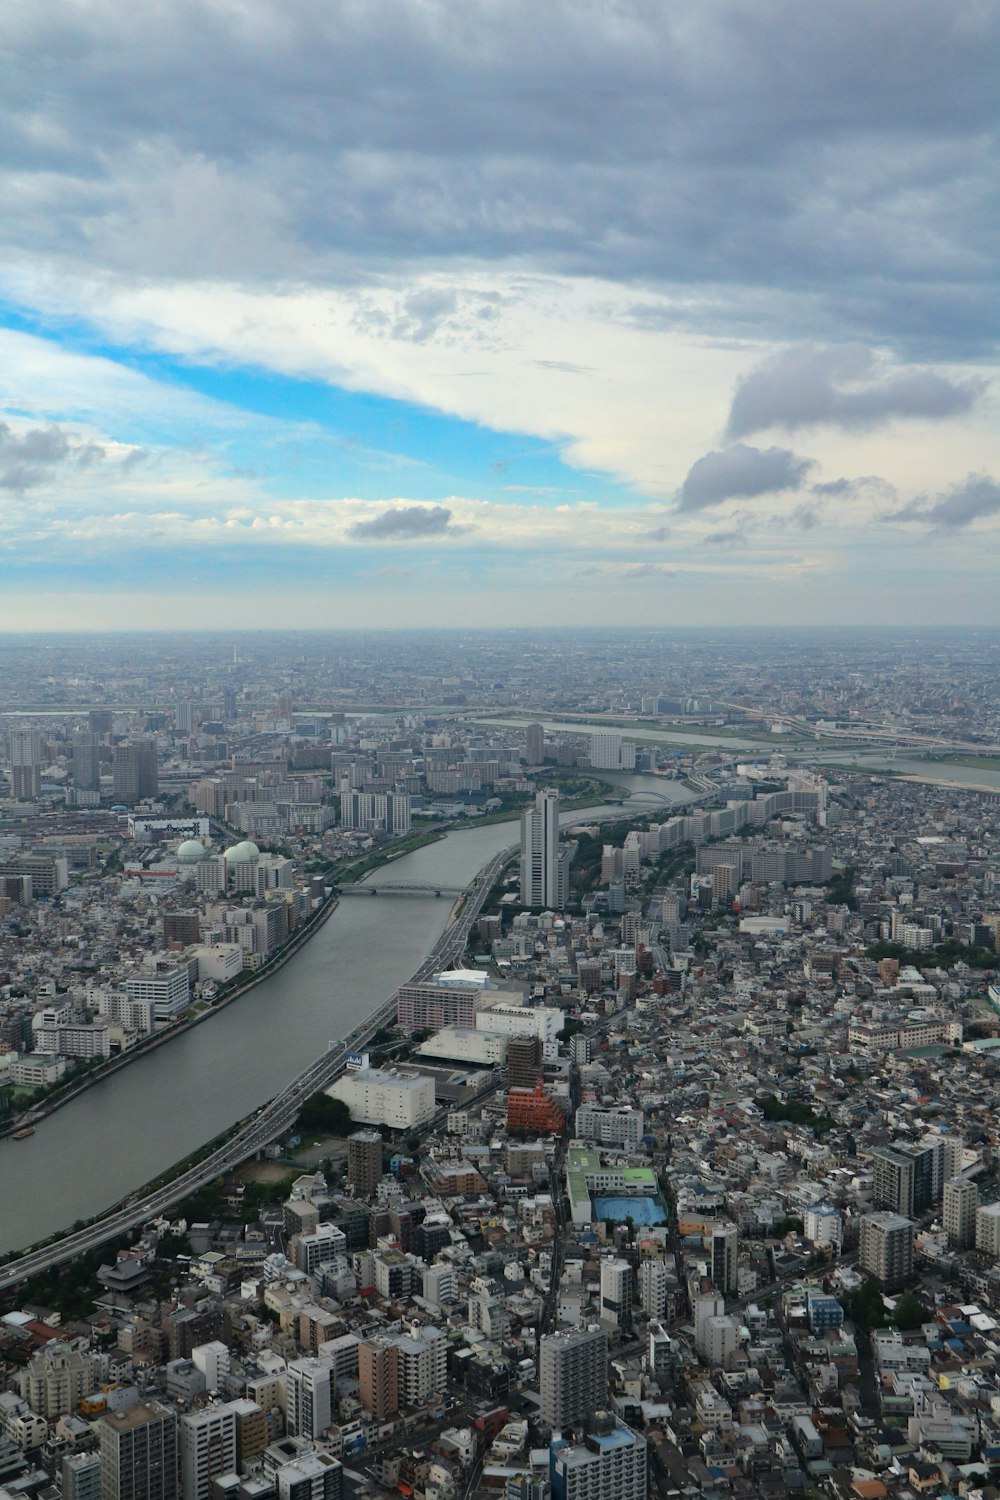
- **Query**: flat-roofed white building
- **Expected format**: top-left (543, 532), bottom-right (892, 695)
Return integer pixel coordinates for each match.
top-left (327, 1068), bottom-right (435, 1130)
top-left (574, 1105), bottom-right (644, 1149)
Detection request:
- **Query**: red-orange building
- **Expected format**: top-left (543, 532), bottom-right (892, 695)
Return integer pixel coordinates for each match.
top-left (506, 1081), bottom-right (566, 1135)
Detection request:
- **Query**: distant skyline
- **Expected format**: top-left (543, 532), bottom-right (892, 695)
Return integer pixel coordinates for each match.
top-left (1, 1), bottom-right (998, 628)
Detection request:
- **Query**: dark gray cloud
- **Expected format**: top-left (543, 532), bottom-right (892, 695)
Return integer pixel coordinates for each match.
top-left (349, 504), bottom-right (456, 539)
top-left (885, 474), bottom-right (1000, 529)
top-left (726, 344), bottom-right (980, 437)
top-left (810, 474), bottom-right (897, 510)
top-left (790, 504), bottom-right (820, 531)
top-left (678, 444), bottom-right (813, 512)
top-left (0, 421), bottom-right (104, 491)
top-left (0, 2), bottom-right (998, 353)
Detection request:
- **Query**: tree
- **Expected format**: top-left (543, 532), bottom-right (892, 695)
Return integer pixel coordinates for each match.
top-left (296, 1092), bottom-right (352, 1136)
top-left (557, 1018), bottom-right (584, 1042)
top-left (848, 1278), bottom-right (888, 1331)
top-left (891, 1291), bottom-right (930, 1331)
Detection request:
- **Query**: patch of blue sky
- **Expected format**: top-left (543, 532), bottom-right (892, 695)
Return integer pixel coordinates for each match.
top-left (1, 538), bottom-right (477, 593)
top-left (0, 302), bottom-right (634, 507)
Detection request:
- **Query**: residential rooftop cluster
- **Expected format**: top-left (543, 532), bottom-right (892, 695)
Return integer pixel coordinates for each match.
top-left (2, 632), bottom-right (1000, 1500)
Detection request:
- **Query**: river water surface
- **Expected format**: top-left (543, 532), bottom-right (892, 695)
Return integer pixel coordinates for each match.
top-left (1, 775), bottom-right (691, 1253)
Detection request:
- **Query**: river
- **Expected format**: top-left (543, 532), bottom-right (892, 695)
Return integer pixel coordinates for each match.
top-left (0, 774), bottom-right (692, 1254)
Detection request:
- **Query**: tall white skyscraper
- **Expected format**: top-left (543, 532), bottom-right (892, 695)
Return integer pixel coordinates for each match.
top-left (9, 727), bottom-right (43, 800)
top-left (520, 789), bottom-right (568, 908)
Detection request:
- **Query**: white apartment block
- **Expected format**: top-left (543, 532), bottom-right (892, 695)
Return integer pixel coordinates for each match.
top-left (574, 1105), bottom-right (644, 1149)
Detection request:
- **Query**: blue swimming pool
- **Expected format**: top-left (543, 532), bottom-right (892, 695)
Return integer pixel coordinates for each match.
top-left (592, 1194), bottom-right (668, 1226)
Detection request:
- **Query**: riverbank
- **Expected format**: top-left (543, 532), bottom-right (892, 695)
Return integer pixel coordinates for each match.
top-left (0, 891), bottom-right (343, 1142)
top-left (0, 839), bottom-right (513, 1282)
top-left (2, 827), bottom-right (470, 1142)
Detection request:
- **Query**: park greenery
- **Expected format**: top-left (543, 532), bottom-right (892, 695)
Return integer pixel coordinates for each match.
top-left (824, 866), bottom-right (857, 909)
top-left (757, 1093), bottom-right (834, 1135)
top-left (867, 939), bottom-right (997, 971)
top-left (296, 1091), bottom-right (352, 1136)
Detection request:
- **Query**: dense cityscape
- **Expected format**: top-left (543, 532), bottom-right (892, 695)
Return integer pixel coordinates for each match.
top-left (0, 630), bottom-right (995, 1500)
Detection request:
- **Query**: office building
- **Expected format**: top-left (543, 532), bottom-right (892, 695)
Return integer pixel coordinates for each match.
top-left (0, 852), bottom-right (67, 896)
top-left (524, 722), bottom-right (545, 764)
top-left (286, 1360), bottom-right (332, 1440)
top-left (599, 1259), bottom-right (632, 1332)
top-left (943, 1178), bottom-right (979, 1249)
top-left (550, 1414), bottom-right (646, 1500)
top-left (113, 738), bottom-right (158, 804)
top-left (99, 1400), bottom-right (178, 1500)
top-left (124, 963), bottom-right (191, 1023)
top-left (347, 1129), bottom-right (384, 1197)
top-left (859, 1212), bottom-right (914, 1292)
top-left (327, 1068), bottom-right (434, 1130)
top-left (180, 1403), bottom-right (237, 1500)
top-left (538, 1326), bottom-right (607, 1431)
top-left (520, 789), bottom-right (569, 909)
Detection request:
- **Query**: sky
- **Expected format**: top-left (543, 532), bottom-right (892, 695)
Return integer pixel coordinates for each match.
top-left (0, 0), bottom-right (998, 629)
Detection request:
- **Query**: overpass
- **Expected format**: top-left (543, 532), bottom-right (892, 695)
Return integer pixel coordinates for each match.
top-left (0, 843), bottom-right (516, 1296)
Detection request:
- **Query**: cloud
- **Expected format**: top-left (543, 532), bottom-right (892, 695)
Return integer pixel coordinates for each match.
top-left (0, 420), bottom-right (105, 492)
top-left (885, 473), bottom-right (1000, 529)
top-left (703, 528), bottom-right (745, 547)
top-left (0, 2), bottom-right (998, 356)
top-left (678, 444), bottom-right (813, 512)
top-left (726, 344), bottom-right (981, 437)
top-left (348, 503), bottom-right (458, 539)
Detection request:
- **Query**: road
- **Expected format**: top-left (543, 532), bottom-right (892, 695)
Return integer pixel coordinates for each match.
top-left (0, 846), bottom-right (515, 1296)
